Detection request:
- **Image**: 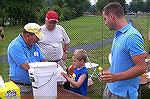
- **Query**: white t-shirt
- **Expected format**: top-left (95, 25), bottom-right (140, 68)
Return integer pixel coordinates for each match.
top-left (38, 24), bottom-right (70, 61)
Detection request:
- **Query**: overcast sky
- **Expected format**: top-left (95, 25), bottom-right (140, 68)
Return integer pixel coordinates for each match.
top-left (126, 0), bottom-right (132, 4)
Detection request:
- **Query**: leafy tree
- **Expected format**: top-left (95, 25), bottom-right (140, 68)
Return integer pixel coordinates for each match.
top-left (96, 0), bottom-right (109, 13)
top-left (145, 0), bottom-right (150, 12)
top-left (53, 0), bottom-right (64, 8)
top-left (36, 5), bottom-right (50, 24)
top-left (64, 0), bottom-right (90, 17)
top-left (89, 5), bottom-right (98, 15)
top-left (130, 0), bottom-right (144, 13)
top-left (60, 7), bottom-right (72, 21)
top-left (2, 0), bottom-right (45, 25)
top-left (83, 1), bottom-right (91, 12)
top-left (0, 0), bottom-right (6, 26)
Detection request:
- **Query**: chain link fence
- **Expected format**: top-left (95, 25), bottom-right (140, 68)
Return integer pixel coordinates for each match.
top-left (0, 2), bottom-right (150, 98)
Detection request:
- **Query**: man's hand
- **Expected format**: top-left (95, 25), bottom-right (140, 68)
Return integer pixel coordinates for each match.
top-left (99, 71), bottom-right (118, 83)
top-left (62, 52), bottom-right (67, 61)
top-left (21, 63), bottom-right (30, 70)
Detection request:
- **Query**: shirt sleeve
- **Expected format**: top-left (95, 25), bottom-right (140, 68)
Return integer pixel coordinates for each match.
top-left (36, 44), bottom-right (46, 61)
top-left (126, 34), bottom-right (145, 56)
top-left (8, 45), bottom-right (29, 66)
top-left (61, 26), bottom-right (70, 44)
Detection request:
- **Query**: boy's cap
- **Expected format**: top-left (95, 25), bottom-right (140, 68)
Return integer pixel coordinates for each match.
top-left (45, 11), bottom-right (58, 22)
top-left (24, 23), bottom-right (44, 40)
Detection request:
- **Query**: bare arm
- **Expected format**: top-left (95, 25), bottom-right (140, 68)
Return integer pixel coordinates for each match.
top-left (63, 43), bottom-right (69, 53)
top-left (21, 59), bottom-right (47, 70)
top-left (61, 72), bottom-right (87, 88)
top-left (100, 53), bottom-right (148, 83)
top-left (62, 43), bottom-right (69, 61)
top-left (116, 53), bottom-right (147, 80)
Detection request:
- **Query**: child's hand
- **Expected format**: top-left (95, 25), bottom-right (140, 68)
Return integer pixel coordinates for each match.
top-left (67, 65), bottom-right (75, 75)
top-left (61, 72), bottom-right (72, 79)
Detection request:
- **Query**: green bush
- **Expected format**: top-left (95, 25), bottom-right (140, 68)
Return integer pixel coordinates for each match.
top-left (36, 5), bottom-right (50, 24)
top-left (51, 5), bottom-right (62, 17)
top-left (60, 7), bottom-right (72, 21)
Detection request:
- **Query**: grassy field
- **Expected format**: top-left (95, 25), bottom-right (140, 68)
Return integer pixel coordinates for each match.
top-left (0, 15), bottom-right (150, 97)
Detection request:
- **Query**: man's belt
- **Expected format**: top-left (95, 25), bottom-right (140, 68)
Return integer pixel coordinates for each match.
top-left (11, 80), bottom-right (31, 86)
top-left (50, 59), bottom-right (61, 62)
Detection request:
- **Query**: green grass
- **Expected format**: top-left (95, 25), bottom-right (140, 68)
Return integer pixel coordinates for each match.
top-left (0, 26), bottom-right (23, 56)
top-left (60, 16), bottom-right (114, 47)
top-left (0, 15), bottom-right (150, 97)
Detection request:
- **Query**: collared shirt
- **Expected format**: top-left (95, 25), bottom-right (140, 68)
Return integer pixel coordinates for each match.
top-left (108, 23), bottom-right (145, 98)
top-left (8, 34), bottom-right (45, 84)
top-left (38, 25), bottom-right (70, 61)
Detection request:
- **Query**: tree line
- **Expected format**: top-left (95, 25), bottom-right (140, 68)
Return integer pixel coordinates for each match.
top-left (0, 0), bottom-right (91, 26)
top-left (0, 0), bottom-right (149, 26)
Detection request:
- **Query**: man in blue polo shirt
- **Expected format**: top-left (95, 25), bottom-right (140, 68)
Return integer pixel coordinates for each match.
top-left (7, 23), bottom-right (46, 96)
top-left (99, 3), bottom-right (147, 99)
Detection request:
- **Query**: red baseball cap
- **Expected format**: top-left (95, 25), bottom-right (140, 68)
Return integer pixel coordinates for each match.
top-left (45, 11), bottom-right (59, 22)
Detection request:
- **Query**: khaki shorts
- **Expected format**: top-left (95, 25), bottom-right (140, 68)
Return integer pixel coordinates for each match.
top-left (103, 85), bottom-right (130, 99)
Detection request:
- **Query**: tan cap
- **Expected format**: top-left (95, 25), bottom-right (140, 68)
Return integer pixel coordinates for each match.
top-left (24, 23), bottom-right (44, 40)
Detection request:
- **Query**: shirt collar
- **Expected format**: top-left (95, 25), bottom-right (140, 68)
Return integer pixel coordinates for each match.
top-left (115, 23), bottom-right (132, 38)
top-left (18, 34), bottom-right (26, 46)
top-left (18, 34), bottom-right (31, 48)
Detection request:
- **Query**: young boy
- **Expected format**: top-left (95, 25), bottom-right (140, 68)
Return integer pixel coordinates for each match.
top-left (61, 49), bottom-right (88, 96)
